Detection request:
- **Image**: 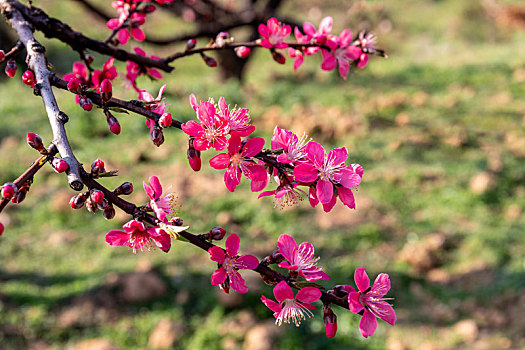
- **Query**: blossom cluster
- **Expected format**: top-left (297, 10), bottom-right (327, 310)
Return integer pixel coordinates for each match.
top-left (182, 95), bottom-right (363, 213)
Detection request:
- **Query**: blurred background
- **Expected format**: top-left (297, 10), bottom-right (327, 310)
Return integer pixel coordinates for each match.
top-left (1, 0), bottom-right (525, 349)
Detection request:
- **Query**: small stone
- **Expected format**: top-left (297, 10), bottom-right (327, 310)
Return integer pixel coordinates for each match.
top-left (148, 318), bottom-right (184, 349)
top-left (454, 319), bottom-right (479, 344)
top-left (469, 172), bottom-right (496, 195)
top-left (71, 338), bottom-right (120, 350)
top-left (243, 322), bottom-right (282, 350)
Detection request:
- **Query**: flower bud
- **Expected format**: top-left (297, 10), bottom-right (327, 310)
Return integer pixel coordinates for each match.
top-left (0, 222), bottom-right (4, 236)
top-left (91, 159), bottom-right (105, 175)
top-left (70, 193), bottom-right (87, 209)
top-left (208, 226), bottom-right (226, 241)
top-left (85, 197), bottom-right (98, 213)
top-left (266, 249), bottom-right (284, 264)
top-left (100, 79), bottom-right (112, 102)
top-left (330, 285), bottom-right (352, 297)
top-left (90, 189), bottom-right (104, 204)
top-left (51, 158), bottom-right (69, 173)
top-left (85, 54), bottom-right (94, 65)
top-left (187, 145), bottom-right (201, 172)
top-left (103, 206), bottom-right (116, 220)
top-left (67, 77), bottom-right (82, 93)
top-left (0, 50), bottom-right (5, 61)
top-left (114, 182), bottom-right (133, 195)
top-left (272, 51), bottom-right (286, 64)
top-left (170, 217), bottom-right (184, 226)
top-left (215, 32), bottom-right (230, 48)
top-left (201, 54), bottom-right (217, 67)
top-left (5, 59), bottom-right (17, 78)
top-left (106, 112), bottom-right (121, 135)
top-left (186, 38), bottom-right (196, 51)
top-left (11, 188), bottom-right (27, 204)
top-left (26, 132), bottom-right (44, 151)
top-left (159, 112), bottom-right (172, 128)
top-left (143, 4), bottom-right (156, 13)
top-left (323, 305), bottom-right (337, 338)
top-left (150, 127), bottom-right (164, 147)
top-left (22, 70), bottom-right (35, 88)
top-left (235, 46), bottom-right (251, 58)
top-left (79, 96), bottom-right (93, 111)
top-left (97, 198), bottom-right (110, 210)
top-left (1, 182), bottom-right (17, 200)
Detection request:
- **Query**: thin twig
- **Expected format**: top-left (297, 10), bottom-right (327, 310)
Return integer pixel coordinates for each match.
top-left (0, 40), bottom-right (23, 62)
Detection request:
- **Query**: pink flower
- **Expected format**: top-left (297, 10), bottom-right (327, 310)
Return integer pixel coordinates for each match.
top-left (217, 97), bottom-right (255, 137)
top-left (143, 175), bottom-right (179, 223)
top-left (182, 100), bottom-right (229, 151)
top-left (321, 30), bottom-right (362, 79)
top-left (277, 234), bottom-right (329, 281)
top-left (106, 12), bottom-right (146, 45)
top-left (138, 84), bottom-right (167, 131)
top-left (209, 135), bottom-right (267, 192)
top-left (261, 280), bottom-right (321, 326)
top-left (208, 234), bottom-right (259, 293)
top-left (92, 58), bottom-right (118, 88)
top-left (348, 268), bottom-right (396, 338)
top-left (293, 141), bottom-right (362, 211)
top-left (271, 126), bottom-right (308, 164)
top-left (64, 61), bottom-right (89, 87)
top-left (258, 180), bottom-right (305, 209)
top-left (258, 18), bottom-right (291, 49)
top-left (106, 219), bottom-right (171, 253)
top-left (125, 48), bottom-right (162, 91)
top-left (303, 16), bottom-right (333, 45)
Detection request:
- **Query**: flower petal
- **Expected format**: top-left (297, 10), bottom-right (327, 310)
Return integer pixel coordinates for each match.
top-left (296, 286), bottom-right (322, 303)
top-left (148, 176), bottom-right (163, 199)
top-left (348, 291), bottom-right (364, 313)
top-left (354, 267), bottom-right (370, 292)
top-left (261, 295), bottom-right (281, 313)
top-left (211, 267), bottom-right (227, 286)
top-left (317, 179), bottom-right (333, 204)
top-left (273, 280), bottom-right (294, 302)
top-left (209, 153), bottom-right (230, 169)
top-left (294, 163), bottom-right (318, 183)
top-left (242, 137), bottom-right (265, 157)
top-left (359, 309), bottom-right (377, 338)
top-left (338, 186), bottom-right (356, 209)
top-left (305, 141), bottom-right (326, 167)
top-left (236, 254), bottom-right (259, 269)
top-left (228, 269), bottom-right (249, 293)
top-left (105, 230), bottom-right (130, 246)
top-left (277, 234), bottom-right (298, 263)
top-left (208, 246), bottom-right (226, 263)
top-left (226, 233), bottom-right (240, 256)
top-left (371, 273), bottom-right (391, 297)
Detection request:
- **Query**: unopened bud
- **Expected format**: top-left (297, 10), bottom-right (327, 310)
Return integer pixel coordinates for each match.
top-left (106, 112), bottom-right (121, 135)
top-left (91, 159), bottom-right (105, 175)
top-left (1, 182), bottom-right (17, 200)
top-left (170, 217), bottom-right (184, 226)
top-left (186, 38), bottom-right (197, 51)
top-left (79, 96), bottom-right (93, 111)
top-left (150, 127), bottom-right (164, 147)
top-left (103, 206), bottom-right (116, 220)
top-left (235, 46), bottom-right (251, 58)
top-left (266, 249), bottom-right (284, 264)
top-left (85, 54), bottom-right (94, 65)
top-left (90, 189), bottom-right (104, 204)
top-left (51, 158), bottom-right (69, 173)
top-left (323, 305), bottom-right (337, 338)
top-left (85, 197), bottom-right (98, 213)
top-left (11, 187), bottom-right (27, 204)
top-left (331, 285), bottom-right (352, 298)
top-left (100, 79), bottom-right (112, 102)
top-left (143, 4), bottom-right (156, 13)
top-left (70, 193), bottom-right (87, 209)
top-left (201, 53), bottom-right (217, 67)
top-left (271, 51), bottom-right (286, 64)
top-left (114, 182), bottom-right (133, 195)
top-left (208, 226), bottom-right (226, 241)
top-left (5, 59), bottom-right (17, 78)
top-left (0, 50), bottom-right (5, 61)
top-left (187, 145), bottom-right (201, 172)
top-left (0, 222), bottom-right (4, 236)
top-left (67, 77), bottom-right (82, 93)
top-left (22, 70), bottom-right (35, 88)
top-left (215, 32), bottom-right (230, 48)
top-left (159, 112), bottom-right (172, 128)
top-left (26, 132), bottom-right (44, 151)
top-left (97, 198), bottom-right (110, 210)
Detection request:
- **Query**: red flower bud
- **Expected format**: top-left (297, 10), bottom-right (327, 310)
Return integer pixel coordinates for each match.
top-left (5, 59), bottom-right (17, 78)
top-left (106, 112), bottom-right (121, 135)
top-left (11, 187), bottom-right (27, 204)
top-left (187, 146), bottom-right (201, 172)
top-left (26, 132), bottom-right (44, 151)
top-left (90, 189), bottom-right (104, 204)
top-left (85, 54), bottom-right (94, 65)
top-left (79, 96), bottom-right (93, 111)
top-left (70, 193), bottom-right (87, 209)
top-left (85, 197), bottom-right (98, 213)
top-left (67, 77), bottom-right (81, 93)
top-left (0, 50), bottom-right (5, 61)
top-left (103, 206), bottom-right (116, 220)
top-left (22, 70), bottom-right (35, 88)
top-left (186, 38), bottom-right (197, 51)
top-left (91, 159), bottom-right (105, 175)
top-left (0, 222), bottom-right (4, 236)
top-left (201, 54), bottom-right (217, 67)
top-left (265, 249), bottom-right (285, 264)
top-left (114, 182), bottom-right (133, 196)
top-left (170, 217), bottom-right (184, 226)
top-left (97, 198), bottom-right (110, 210)
top-left (1, 182), bottom-right (17, 200)
top-left (150, 127), bottom-right (164, 147)
top-left (235, 46), bottom-right (251, 58)
top-left (159, 112), bottom-right (172, 128)
top-left (323, 306), bottom-right (337, 338)
top-left (143, 4), bottom-right (156, 13)
top-left (51, 158), bottom-right (69, 173)
top-left (272, 51), bottom-right (286, 65)
top-left (100, 79), bottom-right (112, 102)
top-left (209, 226), bottom-right (226, 241)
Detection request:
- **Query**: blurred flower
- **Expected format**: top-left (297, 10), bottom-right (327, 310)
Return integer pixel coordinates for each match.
top-left (143, 175), bottom-right (180, 223)
top-left (277, 234), bottom-right (329, 281)
top-left (182, 100), bottom-right (229, 151)
top-left (259, 18), bottom-right (291, 49)
top-left (105, 219), bottom-right (171, 253)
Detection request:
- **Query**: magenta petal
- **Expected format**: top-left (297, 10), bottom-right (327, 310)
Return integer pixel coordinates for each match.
top-left (277, 234), bottom-right (298, 263)
top-left (358, 53), bottom-right (369, 69)
top-left (346, 46), bottom-right (362, 61)
top-left (229, 269), bottom-right (249, 293)
top-left (348, 292), bottom-right (364, 313)
top-left (303, 22), bottom-right (316, 36)
top-left (322, 193), bottom-right (337, 213)
top-left (336, 169), bottom-right (361, 189)
top-left (296, 286), bottom-right (322, 303)
top-left (354, 267), bottom-right (370, 292)
top-left (321, 54), bottom-right (337, 71)
top-left (258, 24), bottom-right (269, 37)
top-left (242, 137), bottom-right (265, 157)
top-left (338, 59), bottom-right (350, 80)
top-left (374, 300), bottom-right (397, 325)
top-left (225, 233), bottom-right (240, 256)
top-left (273, 280), bottom-right (294, 302)
top-left (189, 94), bottom-right (198, 111)
top-left (236, 254), bottom-right (259, 270)
top-left (117, 28), bottom-right (130, 45)
top-left (359, 309), bottom-right (378, 338)
top-left (249, 170), bottom-right (269, 192)
top-left (208, 246), bottom-right (226, 263)
top-left (309, 187), bottom-right (319, 207)
top-left (261, 296), bottom-right (282, 313)
top-left (106, 230), bottom-right (130, 247)
top-left (228, 135), bottom-right (242, 155)
top-left (123, 219), bottom-right (145, 233)
top-left (317, 179), bottom-right (333, 204)
top-left (143, 181), bottom-right (155, 200)
top-left (224, 166), bottom-right (241, 192)
top-left (209, 153), bottom-right (230, 170)
top-left (371, 273), bottom-right (391, 297)
top-left (181, 120), bottom-right (204, 137)
top-left (148, 176), bottom-right (163, 199)
top-left (339, 29), bottom-right (353, 47)
top-left (294, 163), bottom-right (318, 183)
top-left (152, 231), bottom-right (171, 252)
top-left (305, 141), bottom-right (326, 167)
top-left (211, 267), bottom-right (227, 286)
top-left (198, 101), bottom-right (216, 124)
top-left (319, 16), bottom-right (333, 34)
top-left (338, 187), bottom-right (356, 209)
top-left (328, 147), bottom-right (348, 166)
